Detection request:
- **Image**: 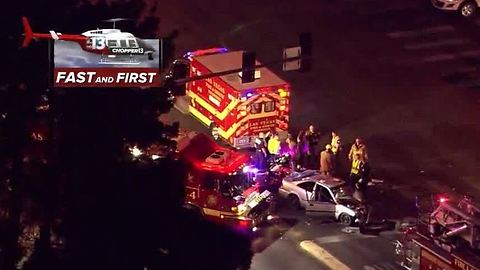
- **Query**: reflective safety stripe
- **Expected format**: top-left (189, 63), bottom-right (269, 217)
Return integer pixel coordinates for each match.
top-left (187, 90), bottom-right (239, 121)
top-left (351, 160), bottom-right (360, 174)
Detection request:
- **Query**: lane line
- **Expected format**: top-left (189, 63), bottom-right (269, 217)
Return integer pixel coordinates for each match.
top-left (386, 25), bottom-right (454, 39)
top-left (315, 233), bottom-right (376, 244)
top-left (404, 38), bottom-right (471, 50)
top-left (300, 240), bottom-right (351, 270)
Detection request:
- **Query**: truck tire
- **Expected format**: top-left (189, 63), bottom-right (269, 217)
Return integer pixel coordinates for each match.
top-left (460, 1), bottom-right (477, 18)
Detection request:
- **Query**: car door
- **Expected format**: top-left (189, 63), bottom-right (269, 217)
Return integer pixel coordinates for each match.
top-left (305, 183), bottom-right (336, 218)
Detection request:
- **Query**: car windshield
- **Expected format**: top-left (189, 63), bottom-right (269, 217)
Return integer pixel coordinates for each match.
top-left (331, 184), bottom-right (355, 200)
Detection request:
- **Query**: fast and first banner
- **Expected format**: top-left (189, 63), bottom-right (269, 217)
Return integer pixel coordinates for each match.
top-left (54, 68), bottom-right (160, 87)
top-left (53, 39), bottom-right (160, 88)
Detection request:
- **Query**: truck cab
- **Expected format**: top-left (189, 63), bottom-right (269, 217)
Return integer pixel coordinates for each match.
top-left (176, 131), bottom-right (275, 231)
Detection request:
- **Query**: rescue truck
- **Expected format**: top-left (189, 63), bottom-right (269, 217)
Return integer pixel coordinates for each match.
top-left (394, 193), bottom-right (480, 270)
top-left (175, 131), bottom-right (275, 231)
top-left (184, 48), bottom-right (290, 148)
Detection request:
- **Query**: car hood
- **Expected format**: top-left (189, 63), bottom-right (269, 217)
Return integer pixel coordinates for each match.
top-left (336, 197), bottom-right (363, 209)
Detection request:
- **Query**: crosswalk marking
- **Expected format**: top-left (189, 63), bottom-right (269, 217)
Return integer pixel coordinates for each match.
top-left (404, 38), bottom-right (471, 50)
top-left (386, 25), bottom-right (454, 39)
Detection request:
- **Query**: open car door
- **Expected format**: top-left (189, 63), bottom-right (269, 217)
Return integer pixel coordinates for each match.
top-left (305, 183), bottom-right (336, 218)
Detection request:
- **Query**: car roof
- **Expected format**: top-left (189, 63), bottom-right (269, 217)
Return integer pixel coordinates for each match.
top-left (284, 170), bottom-right (345, 188)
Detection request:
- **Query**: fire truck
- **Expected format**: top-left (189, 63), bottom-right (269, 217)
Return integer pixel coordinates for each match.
top-left (175, 131), bottom-right (275, 231)
top-left (184, 48), bottom-right (290, 148)
top-left (394, 193), bottom-right (480, 270)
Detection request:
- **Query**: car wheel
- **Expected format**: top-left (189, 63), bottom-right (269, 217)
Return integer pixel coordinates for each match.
top-left (460, 1), bottom-right (477, 18)
top-left (339, 213), bottom-right (353, 226)
top-left (288, 194), bottom-right (301, 209)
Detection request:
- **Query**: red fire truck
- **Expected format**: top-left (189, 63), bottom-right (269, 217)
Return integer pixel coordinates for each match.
top-left (394, 194), bottom-right (480, 270)
top-left (184, 48), bottom-right (290, 148)
top-left (176, 131), bottom-right (275, 231)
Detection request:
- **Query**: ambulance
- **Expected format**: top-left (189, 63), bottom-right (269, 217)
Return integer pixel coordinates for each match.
top-left (184, 48), bottom-right (291, 148)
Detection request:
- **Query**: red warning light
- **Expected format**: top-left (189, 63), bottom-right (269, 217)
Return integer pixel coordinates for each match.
top-left (439, 196), bottom-right (448, 203)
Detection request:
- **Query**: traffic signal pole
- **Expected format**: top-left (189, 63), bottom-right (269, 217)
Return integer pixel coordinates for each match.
top-left (174, 54), bottom-right (308, 85)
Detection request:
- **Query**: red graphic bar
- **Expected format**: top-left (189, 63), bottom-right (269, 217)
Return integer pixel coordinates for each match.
top-left (54, 68), bottom-right (160, 87)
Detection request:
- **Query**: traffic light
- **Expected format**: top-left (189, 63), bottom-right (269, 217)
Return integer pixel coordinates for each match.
top-left (299, 32), bottom-right (312, 72)
top-left (168, 60), bottom-right (189, 96)
top-left (241, 51), bottom-right (256, 83)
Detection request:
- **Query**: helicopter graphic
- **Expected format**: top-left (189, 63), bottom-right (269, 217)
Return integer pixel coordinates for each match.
top-left (21, 17), bottom-right (156, 64)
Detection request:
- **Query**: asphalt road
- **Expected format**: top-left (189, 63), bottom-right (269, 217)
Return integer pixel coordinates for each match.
top-left (159, 0), bottom-right (480, 268)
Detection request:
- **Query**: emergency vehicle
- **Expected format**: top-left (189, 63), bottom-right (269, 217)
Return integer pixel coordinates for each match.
top-left (176, 131), bottom-right (275, 231)
top-left (184, 48), bottom-right (290, 148)
top-left (394, 193), bottom-right (480, 270)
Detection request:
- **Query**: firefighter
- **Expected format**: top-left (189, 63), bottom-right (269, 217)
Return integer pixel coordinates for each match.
top-left (350, 153), bottom-right (363, 187)
top-left (267, 134), bottom-right (281, 156)
top-left (320, 144), bottom-right (335, 176)
top-left (348, 137), bottom-right (368, 162)
top-left (305, 125), bottom-right (320, 169)
top-left (331, 131), bottom-right (342, 155)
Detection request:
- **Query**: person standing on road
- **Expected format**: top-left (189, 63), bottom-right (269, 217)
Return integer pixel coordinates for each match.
top-left (349, 153), bottom-right (363, 187)
top-left (286, 134), bottom-right (298, 170)
top-left (267, 134), bottom-right (281, 156)
top-left (354, 158), bottom-right (371, 203)
top-left (252, 138), bottom-right (269, 171)
top-left (331, 131), bottom-right (342, 155)
top-left (320, 144), bottom-right (335, 176)
top-left (305, 125), bottom-right (320, 169)
top-left (296, 130), bottom-right (308, 169)
top-left (348, 137), bottom-right (368, 162)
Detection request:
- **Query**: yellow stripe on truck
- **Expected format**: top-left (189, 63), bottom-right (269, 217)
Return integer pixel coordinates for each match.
top-left (189, 105), bottom-right (212, 126)
top-left (300, 240), bottom-right (351, 270)
top-left (188, 91), bottom-right (239, 121)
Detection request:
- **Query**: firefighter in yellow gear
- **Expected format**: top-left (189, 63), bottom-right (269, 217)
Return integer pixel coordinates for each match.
top-left (267, 134), bottom-right (281, 155)
top-left (331, 132), bottom-right (341, 155)
top-left (348, 138), bottom-right (368, 162)
top-left (350, 153), bottom-right (364, 187)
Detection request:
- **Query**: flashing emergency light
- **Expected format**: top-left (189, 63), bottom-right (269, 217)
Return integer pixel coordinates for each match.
top-left (439, 196), bottom-right (449, 203)
top-left (242, 165), bottom-right (259, 174)
top-left (183, 47), bottom-right (228, 59)
top-left (279, 91), bottom-right (288, 98)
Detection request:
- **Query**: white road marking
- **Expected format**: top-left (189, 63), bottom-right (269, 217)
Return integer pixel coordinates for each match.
top-left (404, 38), bottom-right (471, 50)
top-left (314, 234), bottom-right (377, 244)
top-left (423, 49), bottom-right (480, 63)
top-left (300, 240), bottom-right (351, 270)
top-left (387, 25), bottom-right (454, 39)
